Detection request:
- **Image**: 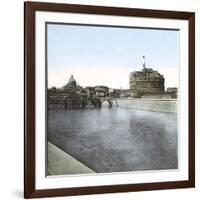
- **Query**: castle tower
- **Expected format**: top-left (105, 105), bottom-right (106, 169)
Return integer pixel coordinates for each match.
top-left (129, 57), bottom-right (165, 98)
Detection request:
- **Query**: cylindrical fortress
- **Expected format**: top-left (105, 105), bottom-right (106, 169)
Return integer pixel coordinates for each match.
top-left (129, 67), bottom-right (165, 98)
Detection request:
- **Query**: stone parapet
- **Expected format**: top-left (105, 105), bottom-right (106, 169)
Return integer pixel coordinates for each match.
top-left (117, 98), bottom-right (178, 113)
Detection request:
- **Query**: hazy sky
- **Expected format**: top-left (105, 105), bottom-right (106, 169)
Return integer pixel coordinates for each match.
top-left (47, 23), bottom-right (179, 89)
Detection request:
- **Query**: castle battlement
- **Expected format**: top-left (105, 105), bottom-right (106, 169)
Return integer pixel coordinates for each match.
top-left (129, 64), bottom-right (165, 98)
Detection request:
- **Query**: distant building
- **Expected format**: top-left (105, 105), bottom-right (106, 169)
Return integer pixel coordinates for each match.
top-left (109, 89), bottom-right (130, 98)
top-left (129, 56), bottom-right (165, 98)
top-left (85, 87), bottom-right (96, 99)
top-left (48, 75), bottom-right (88, 109)
top-left (109, 89), bottom-right (121, 98)
top-left (49, 86), bottom-right (57, 92)
top-left (166, 87), bottom-right (178, 98)
top-left (62, 75), bottom-right (77, 91)
top-left (94, 86), bottom-right (109, 97)
top-left (48, 62), bottom-right (178, 104)
top-left (167, 87), bottom-right (178, 93)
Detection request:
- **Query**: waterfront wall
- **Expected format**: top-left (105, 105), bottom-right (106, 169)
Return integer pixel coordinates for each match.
top-left (48, 99), bottom-right (86, 110)
top-left (117, 98), bottom-right (178, 113)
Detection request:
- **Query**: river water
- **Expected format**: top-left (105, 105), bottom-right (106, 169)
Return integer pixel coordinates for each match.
top-left (48, 105), bottom-right (178, 174)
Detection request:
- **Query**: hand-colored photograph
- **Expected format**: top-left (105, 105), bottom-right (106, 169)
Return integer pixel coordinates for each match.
top-left (46, 23), bottom-right (179, 176)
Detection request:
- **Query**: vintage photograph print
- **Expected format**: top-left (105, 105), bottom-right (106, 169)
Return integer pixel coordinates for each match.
top-left (24, 2), bottom-right (195, 198)
top-left (47, 23), bottom-right (179, 176)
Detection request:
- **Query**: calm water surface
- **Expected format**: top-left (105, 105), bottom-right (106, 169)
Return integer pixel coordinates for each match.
top-left (48, 106), bottom-right (178, 173)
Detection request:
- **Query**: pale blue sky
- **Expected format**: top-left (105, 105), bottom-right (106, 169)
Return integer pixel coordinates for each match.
top-left (47, 23), bottom-right (179, 89)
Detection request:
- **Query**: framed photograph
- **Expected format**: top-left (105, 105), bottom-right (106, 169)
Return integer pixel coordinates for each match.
top-left (24, 1), bottom-right (195, 198)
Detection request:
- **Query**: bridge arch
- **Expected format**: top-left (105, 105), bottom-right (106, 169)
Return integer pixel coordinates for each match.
top-left (101, 100), bottom-right (112, 107)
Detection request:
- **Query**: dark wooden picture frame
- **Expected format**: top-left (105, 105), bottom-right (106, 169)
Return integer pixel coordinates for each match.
top-left (24, 1), bottom-right (195, 198)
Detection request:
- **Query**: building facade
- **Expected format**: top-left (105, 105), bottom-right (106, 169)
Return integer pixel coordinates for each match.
top-left (129, 58), bottom-right (165, 98)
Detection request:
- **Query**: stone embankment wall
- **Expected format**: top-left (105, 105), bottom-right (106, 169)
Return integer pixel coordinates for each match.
top-left (116, 98), bottom-right (178, 113)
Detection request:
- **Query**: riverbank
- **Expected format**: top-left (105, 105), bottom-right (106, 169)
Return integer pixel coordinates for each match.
top-left (48, 97), bottom-right (178, 113)
top-left (48, 142), bottom-right (95, 175)
top-left (116, 98), bottom-right (177, 113)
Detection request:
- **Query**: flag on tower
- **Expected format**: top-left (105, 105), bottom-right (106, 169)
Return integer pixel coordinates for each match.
top-left (142, 56), bottom-right (146, 69)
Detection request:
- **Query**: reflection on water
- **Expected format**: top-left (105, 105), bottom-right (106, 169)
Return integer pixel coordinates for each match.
top-left (48, 105), bottom-right (178, 173)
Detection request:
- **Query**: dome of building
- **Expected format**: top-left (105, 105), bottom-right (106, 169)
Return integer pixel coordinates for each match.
top-left (67, 75), bottom-right (77, 87)
top-left (61, 74), bottom-right (77, 92)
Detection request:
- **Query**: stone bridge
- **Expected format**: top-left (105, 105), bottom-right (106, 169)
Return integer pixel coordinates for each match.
top-left (48, 97), bottom-right (118, 109)
top-left (91, 97), bottom-right (118, 108)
